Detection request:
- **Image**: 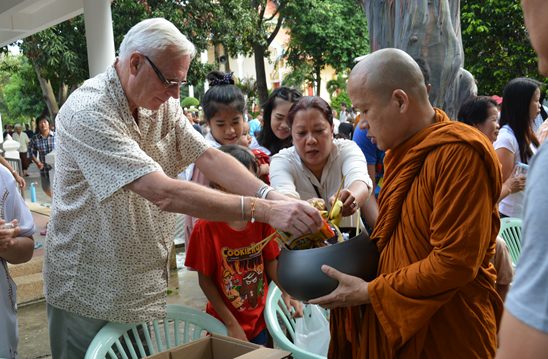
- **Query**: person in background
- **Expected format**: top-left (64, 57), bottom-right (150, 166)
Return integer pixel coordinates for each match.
top-left (257, 87), bottom-right (302, 156)
top-left (457, 96), bottom-right (520, 300)
top-left (44, 18), bottom-right (321, 358)
top-left (248, 108), bottom-right (263, 139)
top-left (12, 124), bottom-right (30, 177)
top-left (311, 48), bottom-right (502, 358)
top-left (0, 164), bottom-right (35, 359)
top-left (3, 124), bottom-right (14, 140)
top-left (494, 78), bottom-right (540, 218)
top-left (24, 124), bottom-right (34, 140)
top-left (239, 122), bottom-right (270, 184)
top-left (186, 144), bottom-right (302, 345)
top-left (496, 1), bottom-right (548, 357)
top-left (339, 102), bottom-right (350, 123)
top-left (27, 115), bottom-right (55, 198)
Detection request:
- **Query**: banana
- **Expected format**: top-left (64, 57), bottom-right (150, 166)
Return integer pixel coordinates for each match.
top-left (329, 199), bottom-right (343, 227)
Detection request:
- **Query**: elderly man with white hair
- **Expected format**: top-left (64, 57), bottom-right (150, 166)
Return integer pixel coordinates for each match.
top-left (44, 18), bottom-right (321, 358)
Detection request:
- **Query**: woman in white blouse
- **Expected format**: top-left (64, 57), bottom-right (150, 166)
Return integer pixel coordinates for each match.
top-left (494, 78), bottom-right (540, 218)
top-left (270, 96), bottom-right (373, 229)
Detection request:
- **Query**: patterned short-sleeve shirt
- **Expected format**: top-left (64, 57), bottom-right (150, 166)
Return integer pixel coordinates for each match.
top-left (44, 64), bottom-right (210, 323)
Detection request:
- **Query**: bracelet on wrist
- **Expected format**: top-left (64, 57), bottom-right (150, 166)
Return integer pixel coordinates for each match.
top-left (250, 198), bottom-right (257, 223)
top-left (255, 184), bottom-right (275, 199)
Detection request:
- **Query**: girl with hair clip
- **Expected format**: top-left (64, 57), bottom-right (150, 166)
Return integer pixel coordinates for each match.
top-left (494, 77), bottom-right (541, 218)
top-left (257, 87), bottom-right (302, 156)
top-left (180, 71), bottom-right (245, 248)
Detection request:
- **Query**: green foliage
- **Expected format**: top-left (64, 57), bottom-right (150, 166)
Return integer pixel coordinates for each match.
top-left (461, 0), bottom-right (547, 95)
top-left (330, 91), bottom-right (351, 112)
top-left (283, 63), bottom-right (313, 91)
top-left (283, 0), bottom-right (369, 93)
top-left (181, 96), bottom-right (200, 109)
top-left (0, 54), bottom-right (44, 124)
top-left (326, 73), bottom-right (348, 99)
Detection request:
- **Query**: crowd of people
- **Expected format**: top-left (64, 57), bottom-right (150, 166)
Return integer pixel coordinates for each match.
top-left (2, 1), bottom-right (548, 357)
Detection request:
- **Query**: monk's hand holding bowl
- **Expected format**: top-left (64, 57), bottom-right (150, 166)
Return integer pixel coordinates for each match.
top-left (307, 264), bottom-right (370, 308)
top-left (329, 188), bottom-right (358, 217)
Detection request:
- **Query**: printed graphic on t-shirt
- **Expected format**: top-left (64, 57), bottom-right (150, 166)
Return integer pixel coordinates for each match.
top-left (220, 242), bottom-right (265, 311)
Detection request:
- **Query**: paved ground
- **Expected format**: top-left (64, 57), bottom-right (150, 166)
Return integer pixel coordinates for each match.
top-left (14, 163), bottom-right (207, 359)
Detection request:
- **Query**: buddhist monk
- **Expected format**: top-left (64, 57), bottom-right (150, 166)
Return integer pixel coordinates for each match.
top-left (309, 48), bottom-right (503, 358)
top-left (496, 1), bottom-right (548, 358)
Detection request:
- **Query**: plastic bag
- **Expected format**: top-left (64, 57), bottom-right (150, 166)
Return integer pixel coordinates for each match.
top-left (294, 304), bottom-right (330, 357)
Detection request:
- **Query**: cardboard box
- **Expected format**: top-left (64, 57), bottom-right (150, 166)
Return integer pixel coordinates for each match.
top-left (147, 334), bottom-right (291, 359)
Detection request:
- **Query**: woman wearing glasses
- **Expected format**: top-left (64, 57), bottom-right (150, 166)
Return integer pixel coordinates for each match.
top-left (257, 87), bottom-right (302, 156)
top-left (270, 96), bottom-right (372, 229)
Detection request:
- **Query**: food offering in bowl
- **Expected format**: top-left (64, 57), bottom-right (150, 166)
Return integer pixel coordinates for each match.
top-left (276, 229), bottom-right (379, 301)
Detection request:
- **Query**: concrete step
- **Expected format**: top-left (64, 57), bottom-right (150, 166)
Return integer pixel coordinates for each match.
top-left (7, 255), bottom-right (43, 278)
top-left (13, 271), bottom-right (44, 305)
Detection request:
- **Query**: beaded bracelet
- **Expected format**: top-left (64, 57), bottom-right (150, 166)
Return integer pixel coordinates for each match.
top-left (250, 198), bottom-right (257, 223)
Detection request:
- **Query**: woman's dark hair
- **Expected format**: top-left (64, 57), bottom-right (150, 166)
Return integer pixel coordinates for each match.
top-left (218, 144), bottom-right (258, 175)
top-left (286, 96), bottom-right (333, 129)
top-left (457, 96), bottom-right (498, 126)
top-left (337, 122), bottom-right (354, 140)
top-left (201, 71), bottom-right (245, 121)
top-left (499, 77), bottom-right (540, 163)
top-left (257, 87), bottom-right (302, 155)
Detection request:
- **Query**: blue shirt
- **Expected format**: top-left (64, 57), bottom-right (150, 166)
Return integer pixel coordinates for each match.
top-left (353, 126), bottom-right (384, 197)
top-left (249, 119), bottom-right (262, 138)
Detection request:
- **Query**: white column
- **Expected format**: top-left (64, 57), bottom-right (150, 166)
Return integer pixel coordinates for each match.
top-left (83, 0), bottom-right (115, 77)
top-left (237, 54), bottom-right (244, 78)
top-left (201, 50), bottom-right (209, 93)
top-left (188, 85), bottom-right (194, 98)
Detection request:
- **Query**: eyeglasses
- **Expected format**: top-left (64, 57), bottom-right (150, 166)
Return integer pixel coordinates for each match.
top-left (143, 55), bottom-right (187, 89)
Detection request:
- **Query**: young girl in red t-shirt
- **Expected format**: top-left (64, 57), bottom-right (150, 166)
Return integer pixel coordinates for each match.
top-left (185, 145), bottom-right (302, 345)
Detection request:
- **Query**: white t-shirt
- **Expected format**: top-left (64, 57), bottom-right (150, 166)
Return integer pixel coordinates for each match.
top-left (493, 125), bottom-right (536, 217)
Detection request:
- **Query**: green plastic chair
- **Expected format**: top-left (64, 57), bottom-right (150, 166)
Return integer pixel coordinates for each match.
top-left (498, 217), bottom-right (523, 266)
top-left (264, 283), bottom-right (328, 359)
top-left (84, 304), bottom-right (227, 359)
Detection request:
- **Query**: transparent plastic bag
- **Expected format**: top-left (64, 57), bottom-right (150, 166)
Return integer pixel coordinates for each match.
top-left (294, 304), bottom-right (330, 357)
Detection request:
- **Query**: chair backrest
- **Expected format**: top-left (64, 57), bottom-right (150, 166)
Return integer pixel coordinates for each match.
top-left (498, 217), bottom-right (523, 266)
top-left (264, 283), bottom-right (327, 359)
top-left (84, 304), bottom-right (227, 359)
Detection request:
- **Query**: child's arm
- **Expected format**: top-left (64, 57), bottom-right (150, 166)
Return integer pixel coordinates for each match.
top-left (265, 258), bottom-right (303, 318)
top-left (0, 221), bottom-right (34, 264)
top-left (197, 272), bottom-right (248, 341)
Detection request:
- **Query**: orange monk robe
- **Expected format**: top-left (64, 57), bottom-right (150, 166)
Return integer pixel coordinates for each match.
top-left (329, 109), bottom-right (503, 358)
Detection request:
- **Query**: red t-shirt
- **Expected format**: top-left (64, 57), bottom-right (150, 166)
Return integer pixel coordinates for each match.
top-left (185, 220), bottom-right (279, 339)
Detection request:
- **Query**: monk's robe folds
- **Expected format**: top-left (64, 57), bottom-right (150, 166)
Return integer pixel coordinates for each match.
top-left (329, 109), bottom-right (503, 358)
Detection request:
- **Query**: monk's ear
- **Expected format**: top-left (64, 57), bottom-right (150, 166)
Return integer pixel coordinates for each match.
top-left (392, 89), bottom-right (409, 114)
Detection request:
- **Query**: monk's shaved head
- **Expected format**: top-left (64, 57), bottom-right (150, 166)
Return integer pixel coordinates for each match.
top-left (347, 48), bottom-right (435, 150)
top-left (350, 48), bottom-right (428, 102)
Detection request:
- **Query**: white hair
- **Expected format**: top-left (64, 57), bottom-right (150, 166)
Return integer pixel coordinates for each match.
top-left (118, 18), bottom-right (196, 61)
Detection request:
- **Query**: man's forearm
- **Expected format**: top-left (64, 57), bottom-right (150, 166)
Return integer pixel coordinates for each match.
top-left (196, 148), bottom-right (265, 197)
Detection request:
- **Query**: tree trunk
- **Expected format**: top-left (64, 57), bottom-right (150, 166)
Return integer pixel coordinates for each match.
top-left (254, 43), bottom-right (269, 105)
top-left (362, 0), bottom-right (474, 119)
top-left (315, 65), bottom-right (321, 96)
top-left (32, 60), bottom-right (59, 120)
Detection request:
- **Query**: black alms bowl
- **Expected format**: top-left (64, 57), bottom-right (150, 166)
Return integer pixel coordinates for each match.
top-left (277, 230), bottom-right (379, 301)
